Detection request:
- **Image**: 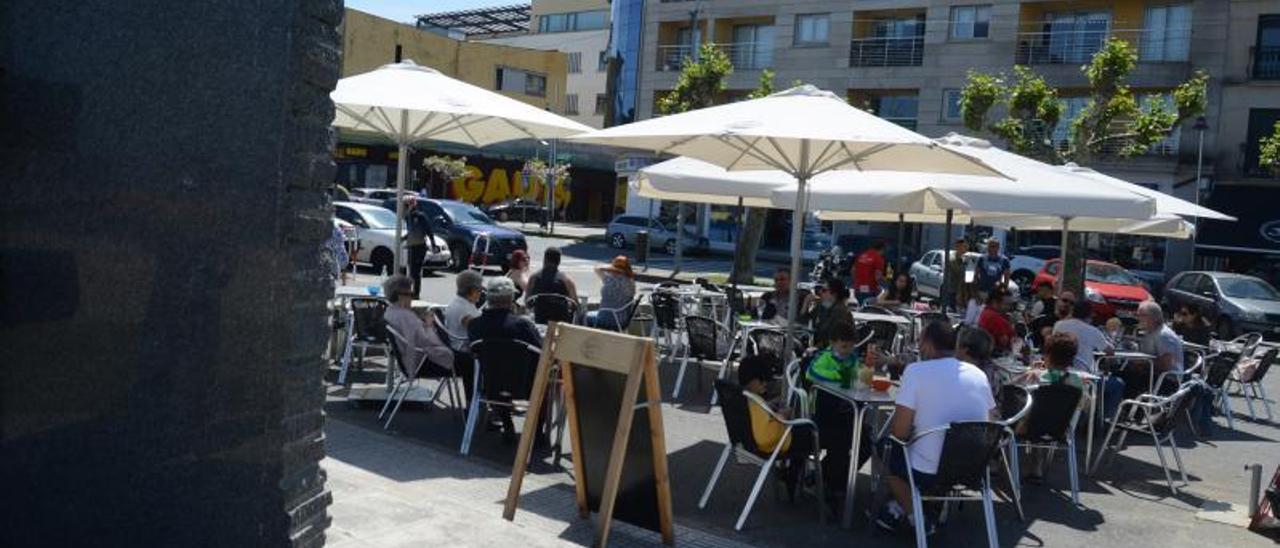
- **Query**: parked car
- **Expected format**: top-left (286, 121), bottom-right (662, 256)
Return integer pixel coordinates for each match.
top-left (334, 201), bottom-right (450, 274)
top-left (393, 199), bottom-right (527, 271)
top-left (349, 187), bottom-right (405, 206)
top-left (1163, 271), bottom-right (1280, 340)
top-left (606, 215), bottom-right (710, 255)
top-left (910, 250), bottom-right (1019, 299)
top-left (484, 199), bottom-right (549, 224)
top-left (1032, 259), bottom-right (1152, 322)
top-left (1009, 245), bottom-right (1060, 296)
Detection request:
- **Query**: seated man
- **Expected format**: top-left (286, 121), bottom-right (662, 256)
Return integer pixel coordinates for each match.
top-left (738, 355), bottom-right (811, 495)
top-left (877, 321), bottom-right (996, 535)
top-left (1102, 301), bottom-right (1183, 418)
top-left (525, 247), bottom-right (579, 323)
top-left (467, 277), bottom-right (544, 438)
top-left (760, 267), bottom-right (804, 321)
top-left (804, 322), bottom-right (874, 500)
top-left (977, 288), bottom-right (1016, 355)
top-left (1052, 299), bottom-right (1113, 373)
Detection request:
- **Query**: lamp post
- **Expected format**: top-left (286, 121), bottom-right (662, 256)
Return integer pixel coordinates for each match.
top-left (1192, 115), bottom-right (1208, 269)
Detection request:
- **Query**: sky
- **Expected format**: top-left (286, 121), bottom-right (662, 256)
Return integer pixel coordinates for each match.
top-left (345, 0), bottom-right (521, 23)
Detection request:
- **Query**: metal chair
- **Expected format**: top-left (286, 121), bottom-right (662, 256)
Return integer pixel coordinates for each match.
top-left (381, 325), bottom-right (463, 430)
top-left (889, 421), bottom-right (1007, 548)
top-left (699, 380), bottom-right (823, 531)
top-left (460, 338), bottom-right (543, 455)
top-left (1008, 383), bottom-right (1085, 505)
top-left (650, 289), bottom-right (685, 358)
top-left (675, 315), bottom-right (733, 400)
top-left (1226, 347), bottom-right (1276, 422)
top-left (527, 293), bottom-right (580, 325)
top-left (996, 385), bottom-right (1032, 518)
top-left (1090, 382), bottom-right (1198, 495)
top-left (858, 319), bottom-right (903, 354)
top-left (592, 293), bottom-right (643, 332)
top-left (1202, 353), bottom-right (1238, 430)
top-left (745, 327), bottom-right (804, 378)
top-left (339, 297), bottom-right (391, 386)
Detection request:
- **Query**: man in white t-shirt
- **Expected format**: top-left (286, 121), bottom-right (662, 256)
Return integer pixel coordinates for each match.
top-left (876, 320), bottom-right (996, 534)
top-left (1053, 299), bottom-right (1113, 373)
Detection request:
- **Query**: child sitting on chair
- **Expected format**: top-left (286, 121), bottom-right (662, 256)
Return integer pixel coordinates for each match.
top-left (739, 354), bottom-right (811, 496)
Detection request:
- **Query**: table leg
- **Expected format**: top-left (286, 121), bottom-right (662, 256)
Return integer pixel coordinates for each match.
top-left (841, 404), bottom-right (869, 529)
top-left (1086, 378), bottom-right (1097, 472)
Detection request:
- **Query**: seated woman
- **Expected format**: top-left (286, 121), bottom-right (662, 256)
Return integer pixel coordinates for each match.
top-left (586, 255), bottom-right (636, 330)
top-left (380, 275), bottom-right (470, 398)
top-left (1172, 304), bottom-right (1212, 346)
top-left (506, 249), bottom-right (532, 294)
top-left (956, 327), bottom-right (1000, 400)
top-left (1016, 331), bottom-right (1087, 483)
top-left (802, 278), bottom-right (852, 349)
top-left (877, 272), bottom-right (917, 308)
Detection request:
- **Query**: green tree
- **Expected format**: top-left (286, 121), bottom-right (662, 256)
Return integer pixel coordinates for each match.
top-left (422, 154), bottom-right (467, 197)
top-left (1260, 121), bottom-right (1280, 175)
top-left (656, 43), bottom-right (733, 115)
top-left (729, 70), bottom-right (777, 284)
top-left (960, 37), bottom-right (1207, 295)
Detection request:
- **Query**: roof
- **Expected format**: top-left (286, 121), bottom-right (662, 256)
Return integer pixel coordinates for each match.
top-left (416, 4), bottom-right (531, 36)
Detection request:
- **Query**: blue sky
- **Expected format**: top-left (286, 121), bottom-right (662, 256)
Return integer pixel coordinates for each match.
top-left (346, 0), bottom-right (520, 23)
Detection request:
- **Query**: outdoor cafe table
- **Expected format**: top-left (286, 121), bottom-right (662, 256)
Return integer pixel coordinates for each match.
top-left (811, 379), bottom-right (897, 529)
top-left (1090, 350), bottom-right (1154, 467)
top-left (849, 311), bottom-right (914, 325)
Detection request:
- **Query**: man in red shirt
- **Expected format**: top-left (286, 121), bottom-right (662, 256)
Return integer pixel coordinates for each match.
top-left (852, 240), bottom-right (887, 304)
top-left (977, 287), bottom-right (1016, 355)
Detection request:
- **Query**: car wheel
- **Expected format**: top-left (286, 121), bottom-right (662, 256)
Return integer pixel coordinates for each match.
top-left (610, 233), bottom-right (626, 249)
top-left (371, 247), bottom-right (393, 276)
top-left (1216, 317), bottom-right (1235, 340)
top-left (664, 239), bottom-right (677, 255)
top-left (449, 241), bottom-right (469, 272)
top-left (498, 211), bottom-right (509, 222)
top-left (1012, 271), bottom-right (1035, 297)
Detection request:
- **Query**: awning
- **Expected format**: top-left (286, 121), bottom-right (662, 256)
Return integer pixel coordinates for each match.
top-left (1196, 185), bottom-right (1280, 254)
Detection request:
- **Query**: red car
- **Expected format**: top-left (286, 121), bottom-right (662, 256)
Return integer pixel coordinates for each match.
top-left (1033, 259), bottom-right (1152, 322)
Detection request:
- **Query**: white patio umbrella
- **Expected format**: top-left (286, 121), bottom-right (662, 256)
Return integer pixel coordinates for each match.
top-left (572, 85), bottom-right (1009, 350)
top-left (330, 60), bottom-right (591, 273)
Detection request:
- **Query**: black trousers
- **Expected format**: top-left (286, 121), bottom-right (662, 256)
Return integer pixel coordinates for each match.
top-left (814, 390), bottom-right (875, 495)
top-left (407, 244), bottom-right (426, 298)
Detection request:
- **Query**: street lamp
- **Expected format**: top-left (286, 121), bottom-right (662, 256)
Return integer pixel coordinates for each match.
top-left (1192, 115), bottom-right (1208, 268)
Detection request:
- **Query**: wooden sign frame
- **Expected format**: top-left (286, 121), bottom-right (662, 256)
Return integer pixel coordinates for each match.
top-left (503, 322), bottom-right (674, 547)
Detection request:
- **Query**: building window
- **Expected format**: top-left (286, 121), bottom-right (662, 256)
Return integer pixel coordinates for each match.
top-left (598, 51), bottom-right (608, 72)
top-left (950, 5), bottom-right (991, 39)
top-left (731, 24), bottom-right (775, 69)
top-left (941, 89), bottom-right (963, 122)
top-left (1051, 94), bottom-right (1181, 156)
top-left (875, 94), bottom-right (919, 130)
top-left (794, 13), bottom-right (830, 46)
top-left (495, 67), bottom-right (547, 97)
top-left (1255, 15), bottom-right (1280, 79)
top-left (595, 94), bottom-right (609, 115)
top-left (565, 94), bottom-right (579, 115)
top-left (1141, 4), bottom-right (1191, 62)
top-left (538, 10), bottom-right (608, 33)
top-left (567, 52), bottom-right (582, 73)
top-left (1246, 108), bottom-right (1280, 176)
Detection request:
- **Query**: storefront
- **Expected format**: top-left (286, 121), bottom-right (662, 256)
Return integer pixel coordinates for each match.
top-left (1195, 184), bottom-right (1280, 286)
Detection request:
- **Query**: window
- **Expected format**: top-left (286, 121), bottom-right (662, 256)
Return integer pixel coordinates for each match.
top-left (731, 24), bottom-right (774, 69)
top-left (950, 5), bottom-right (991, 39)
top-left (1195, 275), bottom-right (1218, 296)
top-left (565, 94), bottom-right (579, 115)
top-left (538, 9), bottom-right (608, 33)
top-left (941, 89), bottom-right (963, 122)
top-left (794, 13), bottom-right (830, 45)
top-left (1052, 94), bottom-right (1181, 155)
top-left (1255, 15), bottom-right (1280, 79)
top-left (598, 51), bottom-right (608, 71)
top-left (1142, 4), bottom-right (1191, 61)
top-left (567, 52), bottom-right (581, 73)
top-left (1246, 108), bottom-right (1280, 176)
top-left (1043, 12), bottom-right (1110, 64)
top-left (595, 93), bottom-right (609, 115)
top-left (874, 94), bottom-right (919, 130)
top-left (1173, 273), bottom-right (1201, 292)
top-left (495, 67), bottom-right (547, 97)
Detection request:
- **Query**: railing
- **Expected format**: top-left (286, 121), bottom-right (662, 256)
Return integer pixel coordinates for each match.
top-left (848, 36), bottom-right (924, 67)
top-left (656, 42), bottom-right (773, 71)
top-left (1015, 28), bottom-right (1191, 65)
top-left (1253, 46), bottom-right (1280, 80)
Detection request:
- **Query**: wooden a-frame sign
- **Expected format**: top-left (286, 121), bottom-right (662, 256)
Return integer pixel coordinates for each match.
top-left (503, 322), bottom-right (675, 547)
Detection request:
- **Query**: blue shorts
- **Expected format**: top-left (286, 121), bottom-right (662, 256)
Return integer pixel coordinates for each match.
top-left (886, 441), bottom-right (937, 491)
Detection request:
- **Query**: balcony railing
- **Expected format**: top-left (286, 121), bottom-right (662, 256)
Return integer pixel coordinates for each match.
top-left (1253, 46), bottom-right (1280, 80)
top-left (849, 36), bottom-right (924, 67)
top-left (656, 42), bottom-right (773, 71)
top-left (1015, 28), bottom-right (1191, 65)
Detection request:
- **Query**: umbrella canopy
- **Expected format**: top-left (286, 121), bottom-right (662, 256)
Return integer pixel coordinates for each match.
top-left (572, 85), bottom-right (1012, 366)
top-left (981, 214), bottom-right (1194, 239)
top-left (1060, 164), bottom-right (1235, 221)
top-left (330, 60), bottom-right (590, 273)
top-left (633, 156), bottom-right (788, 207)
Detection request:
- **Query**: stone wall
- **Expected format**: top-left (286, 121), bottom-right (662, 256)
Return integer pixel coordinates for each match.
top-left (0, 1), bottom-right (340, 546)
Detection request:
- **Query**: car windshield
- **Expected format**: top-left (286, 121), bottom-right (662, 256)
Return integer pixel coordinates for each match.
top-left (439, 202), bottom-right (493, 225)
top-left (361, 208), bottom-right (398, 230)
top-left (1219, 278), bottom-right (1280, 300)
top-left (1085, 263), bottom-right (1140, 286)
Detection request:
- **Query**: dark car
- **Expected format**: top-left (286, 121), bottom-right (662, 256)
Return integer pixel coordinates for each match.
top-left (382, 198), bottom-right (527, 272)
top-left (1163, 271), bottom-right (1280, 340)
top-left (484, 199), bottom-right (549, 224)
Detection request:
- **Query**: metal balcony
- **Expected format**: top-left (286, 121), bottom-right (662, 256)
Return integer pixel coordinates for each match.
top-left (1253, 46), bottom-right (1280, 80)
top-left (848, 36), bottom-right (924, 67)
top-left (656, 42), bottom-right (773, 71)
top-left (1015, 27), bottom-right (1191, 65)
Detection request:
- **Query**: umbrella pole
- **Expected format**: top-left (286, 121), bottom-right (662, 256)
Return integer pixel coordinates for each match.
top-left (392, 139), bottom-right (409, 277)
top-left (1058, 217), bottom-right (1071, 297)
top-left (783, 142), bottom-right (811, 362)
top-left (896, 213), bottom-right (905, 277)
top-left (942, 209), bottom-right (953, 314)
top-left (732, 195), bottom-right (744, 292)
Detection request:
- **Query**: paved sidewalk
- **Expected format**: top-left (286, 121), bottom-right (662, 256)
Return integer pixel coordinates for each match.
top-left (499, 221), bottom-right (606, 242)
top-left (324, 418), bottom-right (753, 548)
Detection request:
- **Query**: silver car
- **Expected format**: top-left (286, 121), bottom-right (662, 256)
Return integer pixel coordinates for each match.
top-left (606, 215), bottom-right (709, 255)
top-left (910, 250), bottom-right (1019, 298)
top-left (1163, 271), bottom-right (1280, 340)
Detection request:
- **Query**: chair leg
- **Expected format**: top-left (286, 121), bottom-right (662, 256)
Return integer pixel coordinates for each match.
top-left (1149, 425), bottom-right (1177, 495)
top-left (709, 356), bottom-right (733, 406)
top-left (1066, 438), bottom-right (1081, 506)
top-left (1219, 390), bottom-right (1236, 430)
top-left (735, 452), bottom-right (779, 531)
top-left (982, 470), bottom-right (1000, 548)
top-left (673, 348), bottom-right (691, 399)
top-left (378, 377), bottom-right (401, 420)
top-left (1000, 445), bottom-right (1024, 521)
top-left (699, 445), bottom-right (733, 509)
top-left (1167, 432), bottom-right (1188, 485)
top-left (1241, 381), bottom-right (1258, 421)
top-left (337, 326), bottom-right (356, 386)
top-left (1091, 415), bottom-right (1122, 474)
top-left (1257, 383), bottom-right (1274, 421)
top-left (385, 379), bottom-right (415, 430)
top-left (909, 483), bottom-right (928, 548)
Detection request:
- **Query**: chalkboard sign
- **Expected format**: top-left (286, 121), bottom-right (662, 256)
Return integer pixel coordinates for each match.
top-left (504, 323), bottom-right (674, 547)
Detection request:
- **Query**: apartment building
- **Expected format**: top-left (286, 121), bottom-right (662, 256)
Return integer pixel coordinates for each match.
top-left (611, 0), bottom-right (1280, 279)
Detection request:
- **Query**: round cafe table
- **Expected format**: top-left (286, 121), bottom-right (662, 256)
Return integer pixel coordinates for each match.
top-left (810, 379), bottom-right (898, 529)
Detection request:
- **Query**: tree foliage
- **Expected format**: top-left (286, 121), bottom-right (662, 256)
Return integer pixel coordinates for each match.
top-left (422, 155), bottom-right (468, 182)
top-left (1260, 121), bottom-right (1280, 175)
top-left (656, 43), bottom-right (733, 115)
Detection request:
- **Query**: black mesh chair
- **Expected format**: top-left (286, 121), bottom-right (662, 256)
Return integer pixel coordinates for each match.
top-left (1027, 314), bottom-right (1056, 350)
top-left (650, 290), bottom-right (685, 358)
top-left (890, 421), bottom-right (1007, 548)
top-left (339, 297), bottom-right (391, 386)
top-left (1202, 353), bottom-right (1238, 430)
top-left (675, 315), bottom-right (731, 399)
top-left (860, 319), bottom-right (903, 354)
top-left (699, 380), bottom-right (823, 531)
top-left (858, 304), bottom-right (896, 316)
top-left (1010, 383), bottom-right (1085, 505)
top-left (460, 338), bottom-right (543, 455)
top-left (1091, 382), bottom-right (1198, 495)
top-left (746, 327), bottom-right (804, 378)
top-left (1226, 347), bottom-right (1275, 422)
top-left (381, 325), bottom-right (464, 430)
top-left (527, 293), bottom-right (580, 325)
